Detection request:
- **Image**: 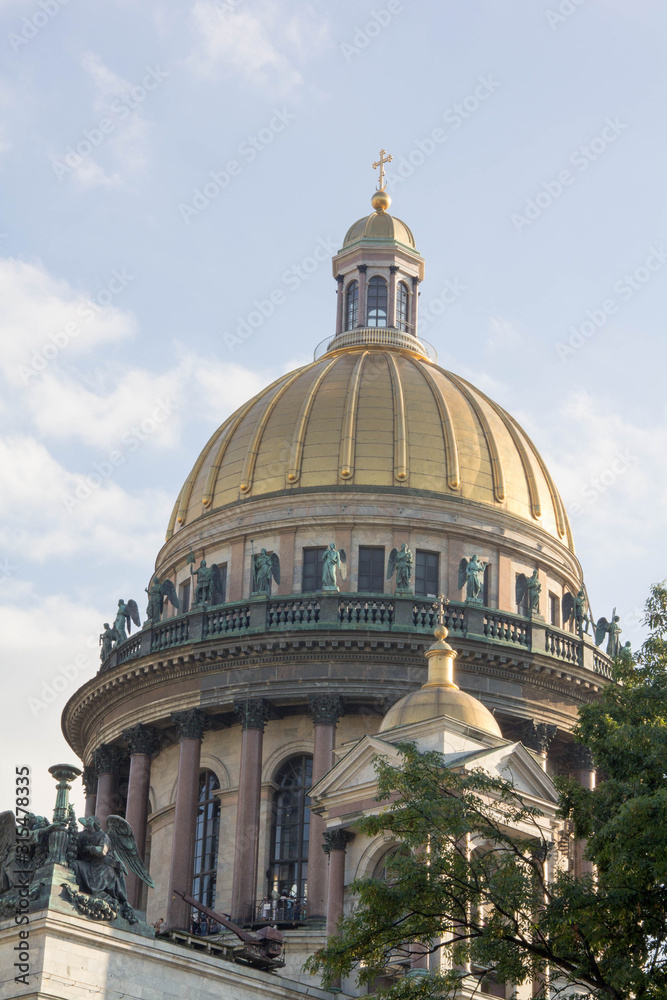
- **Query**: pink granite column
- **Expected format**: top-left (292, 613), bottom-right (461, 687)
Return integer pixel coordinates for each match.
top-left (231, 698), bottom-right (273, 922)
top-left (357, 265), bottom-right (367, 327)
top-left (166, 709), bottom-right (208, 929)
top-left (335, 275), bottom-right (344, 335)
top-left (520, 721), bottom-right (557, 773)
top-left (570, 744), bottom-right (595, 876)
top-left (307, 694), bottom-right (344, 921)
top-left (81, 766), bottom-right (97, 818)
top-left (93, 744), bottom-right (124, 827)
top-left (411, 277), bottom-right (420, 335)
top-left (324, 829), bottom-right (354, 991)
top-left (123, 724), bottom-right (159, 909)
top-left (388, 265), bottom-right (398, 328)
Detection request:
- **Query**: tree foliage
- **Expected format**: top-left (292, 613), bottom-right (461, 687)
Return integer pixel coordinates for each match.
top-left (306, 584), bottom-right (667, 1000)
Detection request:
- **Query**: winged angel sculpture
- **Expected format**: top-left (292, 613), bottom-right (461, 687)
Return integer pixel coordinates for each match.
top-left (145, 575), bottom-right (180, 623)
top-left (595, 610), bottom-right (622, 658)
top-left (66, 814), bottom-right (155, 923)
top-left (322, 542), bottom-right (347, 590)
top-left (516, 569), bottom-right (541, 614)
top-left (252, 548), bottom-right (281, 595)
top-left (113, 598), bottom-right (141, 642)
top-left (562, 588), bottom-right (590, 636)
top-left (459, 554), bottom-right (487, 603)
top-left (387, 543), bottom-right (413, 591)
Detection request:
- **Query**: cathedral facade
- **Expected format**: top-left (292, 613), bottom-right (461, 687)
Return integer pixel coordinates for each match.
top-left (2, 170), bottom-right (610, 998)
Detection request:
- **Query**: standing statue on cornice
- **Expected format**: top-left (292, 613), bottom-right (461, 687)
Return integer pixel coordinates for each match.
top-left (113, 599), bottom-right (141, 644)
top-left (563, 588), bottom-right (590, 636)
top-left (459, 554), bottom-right (487, 604)
top-left (388, 543), bottom-right (413, 592)
top-left (322, 543), bottom-right (347, 591)
top-left (516, 570), bottom-right (541, 614)
top-left (99, 623), bottom-right (116, 662)
top-left (595, 610), bottom-right (622, 658)
top-left (144, 575), bottom-right (179, 624)
top-left (252, 549), bottom-right (280, 596)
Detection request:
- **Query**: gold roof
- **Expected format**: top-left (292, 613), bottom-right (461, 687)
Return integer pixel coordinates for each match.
top-left (342, 210), bottom-right (416, 250)
top-left (166, 345), bottom-right (573, 549)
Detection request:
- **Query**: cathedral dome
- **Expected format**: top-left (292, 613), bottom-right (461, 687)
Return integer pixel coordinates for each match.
top-left (166, 345), bottom-right (573, 551)
top-left (342, 210), bottom-right (416, 250)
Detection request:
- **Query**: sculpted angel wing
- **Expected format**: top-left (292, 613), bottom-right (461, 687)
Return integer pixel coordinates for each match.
top-left (126, 599), bottom-right (141, 630)
top-left (595, 617), bottom-right (610, 648)
top-left (458, 558), bottom-right (468, 592)
top-left (562, 592), bottom-right (575, 625)
top-left (106, 815), bottom-right (155, 888)
top-left (515, 573), bottom-right (527, 606)
top-left (161, 579), bottom-right (179, 610)
top-left (339, 548), bottom-right (347, 580)
top-left (270, 552), bottom-right (281, 585)
top-left (387, 548), bottom-right (397, 580)
top-left (210, 564), bottom-right (223, 606)
top-left (0, 810), bottom-right (16, 864)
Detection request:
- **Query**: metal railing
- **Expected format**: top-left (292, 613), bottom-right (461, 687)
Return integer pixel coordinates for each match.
top-left (314, 326), bottom-right (438, 362)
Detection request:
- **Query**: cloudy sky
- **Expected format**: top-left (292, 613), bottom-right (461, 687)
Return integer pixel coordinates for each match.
top-left (1, 0), bottom-right (666, 812)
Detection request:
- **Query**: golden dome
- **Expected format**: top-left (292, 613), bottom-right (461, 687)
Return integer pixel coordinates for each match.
top-left (342, 210), bottom-right (416, 250)
top-left (166, 343), bottom-right (573, 550)
top-left (379, 624), bottom-right (502, 736)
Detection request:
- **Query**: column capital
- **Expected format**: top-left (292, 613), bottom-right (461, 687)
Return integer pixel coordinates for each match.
top-left (357, 264), bottom-right (368, 273)
top-left (412, 276), bottom-right (420, 286)
top-left (81, 765), bottom-right (97, 796)
top-left (171, 708), bottom-right (208, 741)
top-left (336, 274), bottom-right (344, 284)
top-left (568, 743), bottom-right (593, 770)
top-left (323, 828), bottom-right (354, 855)
top-left (93, 743), bottom-right (126, 776)
top-left (308, 693), bottom-right (344, 727)
top-left (520, 721), bottom-right (557, 755)
top-left (234, 698), bottom-right (275, 731)
top-left (123, 723), bottom-right (161, 757)
top-left (389, 264), bottom-right (399, 273)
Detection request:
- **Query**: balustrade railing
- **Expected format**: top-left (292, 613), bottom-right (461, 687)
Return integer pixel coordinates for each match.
top-left (151, 618), bottom-right (189, 652)
top-left (593, 652), bottom-right (614, 678)
top-left (483, 611), bottom-right (530, 646)
top-left (545, 628), bottom-right (582, 665)
top-left (116, 634), bottom-right (142, 663)
top-left (253, 897), bottom-right (307, 925)
top-left (411, 601), bottom-right (465, 632)
top-left (338, 598), bottom-right (394, 625)
top-left (204, 605), bottom-right (251, 637)
top-left (267, 599), bottom-right (320, 627)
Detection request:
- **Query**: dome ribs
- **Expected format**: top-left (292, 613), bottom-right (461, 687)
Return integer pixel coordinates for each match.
top-left (240, 368), bottom-right (306, 495)
top-left (169, 422), bottom-right (229, 536)
top-left (385, 354), bottom-right (409, 482)
top-left (414, 360), bottom-right (461, 490)
top-left (286, 357), bottom-right (338, 485)
top-left (338, 351), bottom-right (368, 481)
top-left (446, 372), bottom-right (506, 503)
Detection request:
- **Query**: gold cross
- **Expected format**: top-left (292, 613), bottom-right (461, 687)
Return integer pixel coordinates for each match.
top-left (432, 593), bottom-right (450, 626)
top-left (372, 148), bottom-right (393, 191)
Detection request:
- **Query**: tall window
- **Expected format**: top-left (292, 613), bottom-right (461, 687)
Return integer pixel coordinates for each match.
top-left (516, 573), bottom-right (529, 616)
top-left (269, 756), bottom-right (313, 912)
top-left (192, 770), bottom-right (220, 913)
top-left (358, 546), bottom-right (385, 592)
top-left (396, 281), bottom-right (409, 331)
top-left (179, 579), bottom-right (190, 614)
top-left (302, 547), bottom-right (326, 592)
top-left (214, 563), bottom-right (227, 605)
top-left (415, 551), bottom-right (439, 597)
top-left (367, 276), bottom-right (388, 327)
top-left (483, 564), bottom-right (491, 607)
top-left (345, 280), bottom-right (359, 330)
top-left (549, 592), bottom-right (560, 627)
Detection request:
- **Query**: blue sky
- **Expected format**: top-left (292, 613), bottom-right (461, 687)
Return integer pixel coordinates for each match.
top-left (1, 0), bottom-right (666, 811)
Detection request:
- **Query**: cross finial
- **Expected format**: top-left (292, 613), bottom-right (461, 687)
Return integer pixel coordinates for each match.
top-left (372, 148), bottom-right (393, 191)
top-left (432, 593), bottom-right (450, 626)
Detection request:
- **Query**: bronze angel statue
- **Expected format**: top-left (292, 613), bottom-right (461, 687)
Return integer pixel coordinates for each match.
top-left (252, 548), bottom-right (280, 595)
top-left (71, 814), bottom-right (154, 923)
top-left (145, 575), bottom-right (180, 623)
top-left (113, 599), bottom-right (141, 643)
top-left (322, 542), bottom-right (346, 590)
top-left (387, 543), bottom-right (413, 591)
top-left (516, 569), bottom-right (541, 613)
top-left (459, 554), bottom-right (487, 603)
top-left (595, 610), bottom-right (622, 658)
top-left (187, 551), bottom-right (225, 607)
top-left (563, 588), bottom-right (590, 635)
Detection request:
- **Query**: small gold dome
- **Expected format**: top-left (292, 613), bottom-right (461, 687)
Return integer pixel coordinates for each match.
top-left (342, 210), bottom-right (416, 249)
top-left (371, 189), bottom-right (391, 212)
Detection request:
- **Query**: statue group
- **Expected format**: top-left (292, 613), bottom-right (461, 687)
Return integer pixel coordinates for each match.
top-left (99, 598), bottom-right (141, 662)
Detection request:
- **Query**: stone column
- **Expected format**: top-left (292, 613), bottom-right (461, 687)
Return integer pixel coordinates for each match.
top-left (123, 723), bottom-right (159, 909)
top-left (335, 275), bottom-right (344, 335)
top-left (357, 265), bottom-right (367, 327)
top-left (569, 744), bottom-right (595, 876)
top-left (388, 265), bottom-right (398, 328)
top-left (520, 721), bottom-right (557, 772)
top-left (81, 765), bottom-right (97, 818)
top-left (93, 744), bottom-right (124, 827)
top-left (307, 694), bottom-right (344, 921)
top-left (411, 277), bottom-right (420, 335)
top-left (166, 708), bottom-right (208, 930)
top-left (324, 829), bottom-right (354, 991)
top-left (231, 698), bottom-right (274, 922)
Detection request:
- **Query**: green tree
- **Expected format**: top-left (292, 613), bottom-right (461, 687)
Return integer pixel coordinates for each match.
top-left (306, 584), bottom-right (667, 999)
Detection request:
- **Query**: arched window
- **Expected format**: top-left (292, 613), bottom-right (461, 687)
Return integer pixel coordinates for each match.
top-left (396, 282), bottom-right (409, 332)
top-left (192, 770), bottom-right (220, 915)
top-left (268, 755), bottom-right (312, 918)
top-left (345, 280), bottom-right (359, 330)
top-left (367, 276), bottom-right (388, 327)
